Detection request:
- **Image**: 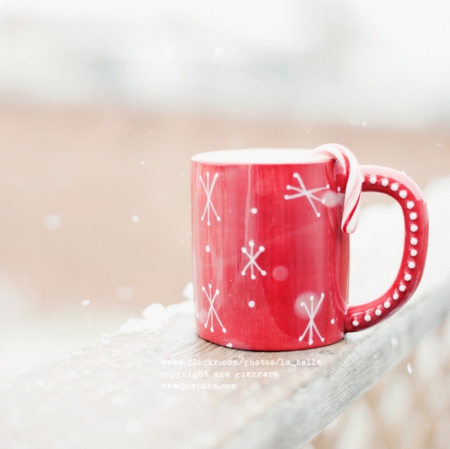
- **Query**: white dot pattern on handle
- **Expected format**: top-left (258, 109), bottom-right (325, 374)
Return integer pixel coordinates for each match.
top-left (346, 171), bottom-right (425, 332)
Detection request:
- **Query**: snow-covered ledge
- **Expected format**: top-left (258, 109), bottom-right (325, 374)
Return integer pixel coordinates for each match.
top-left (1, 178), bottom-right (450, 449)
top-left (0, 283), bottom-right (448, 449)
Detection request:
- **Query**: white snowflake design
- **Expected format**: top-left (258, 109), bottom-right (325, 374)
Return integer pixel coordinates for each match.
top-left (284, 173), bottom-right (330, 218)
top-left (299, 293), bottom-right (325, 345)
top-left (202, 284), bottom-right (226, 333)
top-left (241, 240), bottom-right (267, 280)
top-left (200, 172), bottom-right (221, 226)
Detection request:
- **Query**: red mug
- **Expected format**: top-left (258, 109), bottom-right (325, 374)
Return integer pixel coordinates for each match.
top-left (191, 146), bottom-right (428, 350)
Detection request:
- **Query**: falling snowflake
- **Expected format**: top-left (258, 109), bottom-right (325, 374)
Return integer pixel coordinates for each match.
top-left (241, 240), bottom-right (267, 280)
top-left (284, 173), bottom-right (329, 217)
top-left (202, 284), bottom-right (226, 333)
top-left (200, 172), bottom-right (221, 226)
top-left (299, 293), bottom-right (325, 345)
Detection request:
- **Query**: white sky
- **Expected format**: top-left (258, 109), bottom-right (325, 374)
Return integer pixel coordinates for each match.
top-left (0, 0), bottom-right (449, 126)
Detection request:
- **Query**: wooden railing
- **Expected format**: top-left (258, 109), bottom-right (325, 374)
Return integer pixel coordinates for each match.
top-left (0, 279), bottom-right (448, 449)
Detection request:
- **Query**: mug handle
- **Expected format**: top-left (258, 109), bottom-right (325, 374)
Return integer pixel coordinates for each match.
top-left (344, 165), bottom-right (429, 332)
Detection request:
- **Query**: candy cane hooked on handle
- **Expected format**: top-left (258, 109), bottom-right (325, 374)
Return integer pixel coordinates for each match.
top-left (311, 144), bottom-right (429, 332)
top-left (310, 143), bottom-right (363, 234)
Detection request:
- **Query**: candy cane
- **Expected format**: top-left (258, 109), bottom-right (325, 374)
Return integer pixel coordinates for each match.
top-left (310, 144), bottom-right (362, 234)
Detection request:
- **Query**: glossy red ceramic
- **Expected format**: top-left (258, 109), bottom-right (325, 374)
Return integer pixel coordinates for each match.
top-left (191, 149), bottom-right (428, 351)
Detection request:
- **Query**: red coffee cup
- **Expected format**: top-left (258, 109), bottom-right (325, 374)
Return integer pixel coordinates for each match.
top-left (191, 147), bottom-right (428, 350)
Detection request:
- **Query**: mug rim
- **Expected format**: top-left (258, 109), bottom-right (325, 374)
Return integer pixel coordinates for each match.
top-left (192, 148), bottom-right (329, 165)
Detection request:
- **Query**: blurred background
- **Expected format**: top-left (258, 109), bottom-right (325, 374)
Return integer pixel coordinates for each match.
top-left (0, 1), bottom-right (449, 446)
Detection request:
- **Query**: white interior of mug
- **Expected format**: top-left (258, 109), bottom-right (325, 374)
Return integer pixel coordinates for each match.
top-left (192, 148), bottom-right (325, 164)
